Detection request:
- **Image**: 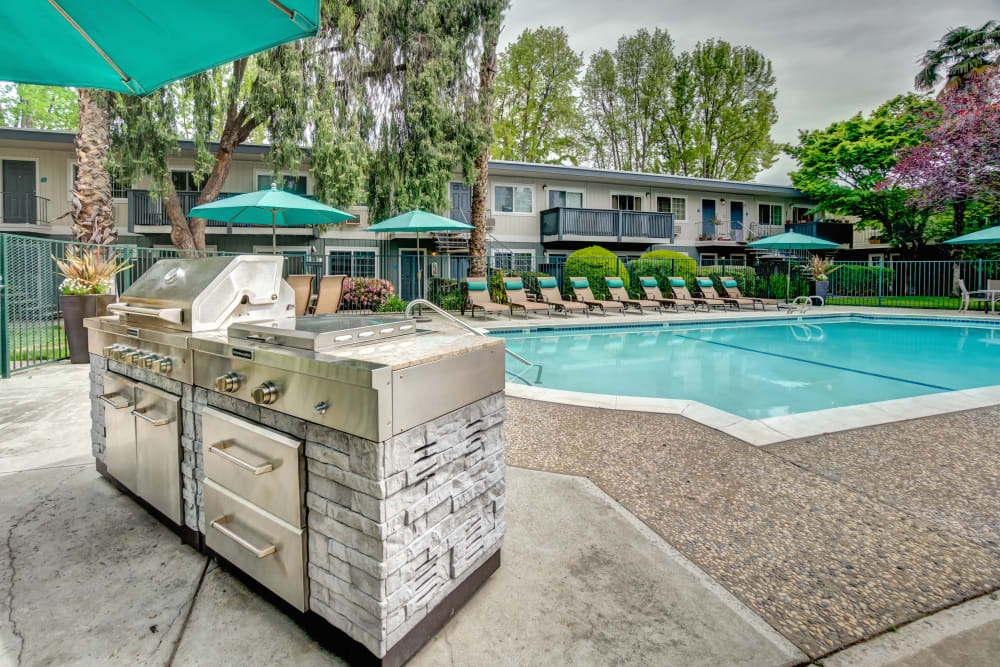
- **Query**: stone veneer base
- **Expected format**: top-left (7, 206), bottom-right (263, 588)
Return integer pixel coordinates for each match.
top-left (89, 353), bottom-right (506, 661)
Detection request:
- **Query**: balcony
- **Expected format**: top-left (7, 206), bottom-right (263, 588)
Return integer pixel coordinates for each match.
top-left (786, 221), bottom-right (855, 246)
top-left (0, 193), bottom-right (49, 225)
top-left (540, 207), bottom-right (674, 243)
top-left (128, 189), bottom-right (250, 230)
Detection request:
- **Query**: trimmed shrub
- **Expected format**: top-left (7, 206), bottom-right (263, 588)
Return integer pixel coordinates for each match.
top-left (341, 277), bottom-right (395, 311)
top-left (829, 265), bottom-right (896, 296)
top-left (564, 246), bottom-right (629, 300)
top-left (626, 250), bottom-right (696, 298)
top-left (698, 266), bottom-right (759, 295)
top-left (378, 296), bottom-right (407, 312)
top-left (488, 269), bottom-right (547, 304)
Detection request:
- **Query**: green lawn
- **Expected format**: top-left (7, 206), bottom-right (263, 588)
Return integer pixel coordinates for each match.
top-left (7, 324), bottom-right (68, 362)
top-left (825, 296), bottom-right (988, 310)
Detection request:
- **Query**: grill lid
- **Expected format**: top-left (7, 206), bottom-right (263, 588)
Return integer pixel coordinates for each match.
top-left (109, 255), bottom-right (295, 332)
top-left (228, 315), bottom-right (417, 351)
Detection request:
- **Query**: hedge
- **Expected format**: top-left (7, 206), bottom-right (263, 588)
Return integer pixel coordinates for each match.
top-left (487, 269), bottom-right (547, 305)
top-left (829, 265), bottom-right (896, 296)
top-left (564, 246), bottom-right (629, 300)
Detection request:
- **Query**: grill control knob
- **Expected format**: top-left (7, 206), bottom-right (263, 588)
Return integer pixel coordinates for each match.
top-left (123, 350), bottom-right (141, 365)
top-left (139, 354), bottom-right (157, 369)
top-left (215, 373), bottom-right (241, 393)
top-left (152, 357), bottom-right (173, 375)
top-left (112, 346), bottom-right (131, 361)
top-left (103, 345), bottom-right (119, 358)
top-left (251, 381), bottom-right (279, 405)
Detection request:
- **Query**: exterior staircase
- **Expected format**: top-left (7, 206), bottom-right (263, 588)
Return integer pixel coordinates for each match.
top-left (432, 231), bottom-right (470, 253)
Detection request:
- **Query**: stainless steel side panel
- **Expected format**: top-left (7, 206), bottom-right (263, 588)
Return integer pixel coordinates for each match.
top-left (202, 407), bottom-right (305, 528)
top-left (193, 351), bottom-right (391, 441)
top-left (103, 373), bottom-right (137, 492)
top-left (134, 384), bottom-right (182, 525)
top-left (392, 344), bottom-right (505, 435)
top-left (204, 479), bottom-right (308, 612)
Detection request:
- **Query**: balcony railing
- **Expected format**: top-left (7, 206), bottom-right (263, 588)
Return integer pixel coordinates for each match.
top-left (786, 221), bottom-right (855, 246)
top-left (540, 207), bottom-right (673, 242)
top-left (127, 189), bottom-right (248, 229)
top-left (696, 221), bottom-right (749, 242)
top-left (0, 193), bottom-right (49, 225)
top-left (746, 223), bottom-right (784, 241)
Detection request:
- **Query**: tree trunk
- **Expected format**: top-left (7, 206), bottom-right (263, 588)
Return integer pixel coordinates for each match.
top-left (950, 200), bottom-right (967, 297)
top-left (470, 25), bottom-right (500, 277)
top-left (72, 89), bottom-right (115, 245)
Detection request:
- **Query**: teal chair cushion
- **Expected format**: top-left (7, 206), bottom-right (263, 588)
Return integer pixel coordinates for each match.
top-left (606, 277), bottom-right (624, 288)
top-left (640, 277), bottom-right (658, 287)
top-left (722, 279), bottom-right (738, 288)
top-left (571, 278), bottom-right (589, 289)
top-left (697, 278), bottom-right (714, 288)
top-left (668, 278), bottom-right (686, 288)
top-left (467, 280), bottom-right (487, 291)
top-left (504, 279), bottom-right (524, 290)
top-left (538, 277), bottom-right (557, 288)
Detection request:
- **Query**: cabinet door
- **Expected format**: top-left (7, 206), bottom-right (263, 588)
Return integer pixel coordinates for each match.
top-left (133, 384), bottom-right (181, 524)
top-left (102, 374), bottom-right (137, 491)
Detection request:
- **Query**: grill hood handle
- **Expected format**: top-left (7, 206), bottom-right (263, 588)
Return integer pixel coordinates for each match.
top-left (107, 303), bottom-right (183, 324)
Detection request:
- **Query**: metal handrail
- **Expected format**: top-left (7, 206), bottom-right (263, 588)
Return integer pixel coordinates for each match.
top-left (404, 298), bottom-right (542, 384)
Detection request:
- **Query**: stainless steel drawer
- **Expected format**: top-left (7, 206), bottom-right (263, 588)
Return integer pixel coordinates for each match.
top-left (102, 373), bottom-right (137, 492)
top-left (134, 383), bottom-right (182, 525)
top-left (204, 479), bottom-right (308, 611)
top-left (202, 407), bottom-right (305, 528)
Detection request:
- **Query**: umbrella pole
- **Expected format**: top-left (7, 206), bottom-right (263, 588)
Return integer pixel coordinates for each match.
top-left (272, 210), bottom-right (277, 255)
top-left (786, 256), bottom-right (791, 303)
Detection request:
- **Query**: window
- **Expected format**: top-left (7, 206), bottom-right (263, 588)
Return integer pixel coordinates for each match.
top-left (545, 253), bottom-right (568, 266)
top-left (493, 251), bottom-right (533, 272)
top-left (758, 203), bottom-right (783, 225)
top-left (792, 206), bottom-right (812, 222)
top-left (494, 185), bottom-right (533, 214)
top-left (656, 196), bottom-right (686, 221)
top-left (729, 253), bottom-right (747, 265)
top-left (171, 170), bottom-right (199, 192)
top-left (548, 189), bottom-right (583, 209)
top-left (699, 252), bottom-right (718, 265)
top-left (611, 194), bottom-right (642, 211)
top-left (328, 250), bottom-right (376, 278)
top-left (72, 164), bottom-right (131, 199)
top-left (258, 174), bottom-right (307, 195)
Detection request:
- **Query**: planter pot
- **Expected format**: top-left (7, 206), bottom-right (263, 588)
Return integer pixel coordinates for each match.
top-left (62, 293), bottom-right (117, 364)
top-left (811, 280), bottom-right (830, 299)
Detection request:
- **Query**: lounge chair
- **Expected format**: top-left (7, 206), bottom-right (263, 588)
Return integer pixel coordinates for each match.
top-left (464, 277), bottom-right (509, 319)
top-left (568, 277), bottom-right (625, 315)
top-left (696, 276), bottom-right (759, 310)
top-left (313, 275), bottom-right (346, 315)
top-left (638, 277), bottom-right (696, 312)
top-left (287, 274), bottom-right (314, 316)
top-left (718, 277), bottom-right (778, 310)
top-left (604, 276), bottom-right (660, 313)
top-left (667, 277), bottom-right (727, 312)
top-left (537, 276), bottom-right (588, 317)
top-left (502, 277), bottom-right (551, 318)
top-left (958, 279), bottom-right (992, 312)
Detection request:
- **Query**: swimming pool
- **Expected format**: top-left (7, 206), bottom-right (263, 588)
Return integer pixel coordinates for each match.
top-left (496, 316), bottom-right (1000, 419)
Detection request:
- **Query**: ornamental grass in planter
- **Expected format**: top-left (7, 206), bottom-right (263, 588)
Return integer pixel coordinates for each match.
top-left (797, 255), bottom-right (841, 301)
top-left (54, 247), bottom-right (132, 363)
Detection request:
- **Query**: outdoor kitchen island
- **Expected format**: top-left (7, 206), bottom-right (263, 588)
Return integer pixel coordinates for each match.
top-left (85, 256), bottom-right (507, 667)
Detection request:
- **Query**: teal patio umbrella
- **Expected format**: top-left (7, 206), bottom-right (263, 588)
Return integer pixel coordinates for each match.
top-left (364, 210), bottom-right (473, 301)
top-left (944, 225), bottom-right (1000, 245)
top-left (188, 185), bottom-right (354, 254)
top-left (0, 0), bottom-right (318, 94)
top-left (747, 231), bottom-right (840, 301)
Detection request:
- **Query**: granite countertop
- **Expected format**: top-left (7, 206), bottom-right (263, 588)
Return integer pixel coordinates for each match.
top-left (320, 328), bottom-right (504, 370)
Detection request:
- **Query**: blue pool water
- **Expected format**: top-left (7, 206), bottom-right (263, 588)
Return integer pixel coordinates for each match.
top-left (497, 317), bottom-right (1000, 419)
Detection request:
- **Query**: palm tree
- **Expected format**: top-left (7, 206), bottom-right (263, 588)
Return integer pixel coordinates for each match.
top-left (70, 89), bottom-right (116, 244)
top-left (915, 21), bottom-right (1000, 93)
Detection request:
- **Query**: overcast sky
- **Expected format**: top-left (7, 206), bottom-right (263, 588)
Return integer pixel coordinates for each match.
top-left (501, 0), bottom-right (997, 185)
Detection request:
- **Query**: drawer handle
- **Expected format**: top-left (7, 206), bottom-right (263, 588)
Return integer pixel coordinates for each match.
top-left (131, 408), bottom-right (170, 426)
top-left (210, 516), bottom-right (276, 558)
top-left (99, 393), bottom-right (131, 409)
top-left (209, 442), bottom-right (274, 475)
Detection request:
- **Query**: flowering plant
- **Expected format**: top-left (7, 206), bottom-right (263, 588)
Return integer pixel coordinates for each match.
top-left (341, 277), bottom-right (395, 311)
top-left (54, 247), bottom-right (132, 296)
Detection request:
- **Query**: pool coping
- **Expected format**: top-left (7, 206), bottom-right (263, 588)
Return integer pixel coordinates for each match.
top-left (498, 311), bottom-right (1000, 446)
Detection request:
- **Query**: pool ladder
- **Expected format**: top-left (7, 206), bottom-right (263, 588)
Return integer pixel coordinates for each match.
top-left (404, 299), bottom-right (543, 385)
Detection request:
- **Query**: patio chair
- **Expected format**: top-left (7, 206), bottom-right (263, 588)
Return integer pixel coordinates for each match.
top-left (312, 275), bottom-right (346, 315)
top-left (502, 277), bottom-right (551, 319)
top-left (537, 276), bottom-right (589, 317)
top-left (719, 277), bottom-right (778, 310)
top-left (958, 279), bottom-right (992, 313)
top-left (696, 276), bottom-right (758, 310)
top-left (637, 277), bottom-right (696, 312)
top-left (667, 277), bottom-right (727, 312)
top-left (603, 276), bottom-right (659, 313)
top-left (287, 274), bottom-right (314, 316)
top-left (464, 277), bottom-right (509, 320)
top-left (568, 277), bottom-right (625, 315)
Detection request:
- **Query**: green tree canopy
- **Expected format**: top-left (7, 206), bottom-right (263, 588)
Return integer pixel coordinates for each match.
top-left (0, 84), bottom-right (78, 129)
top-left (491, 26), bottom-right (584, 163)
top-left (915, 20), bottom-right (1000, 93)
top-left (785, 94), bottom-right (938, 250)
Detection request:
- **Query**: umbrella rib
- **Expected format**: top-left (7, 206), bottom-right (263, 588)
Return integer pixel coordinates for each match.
top-left (47, 0), bottom-right (138, 92)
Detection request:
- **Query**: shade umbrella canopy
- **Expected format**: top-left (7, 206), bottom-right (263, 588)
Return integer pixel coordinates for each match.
top-left (188, 185), bottom-right (354, 253)
top-left (944, 225), bottom-right (1000, 245)
top-left (0, 0), bottom-right (318, 94)
top-left (747, 231), bottom-right (840, 303)
top-left (363, 210), bottom-right (474, 233)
